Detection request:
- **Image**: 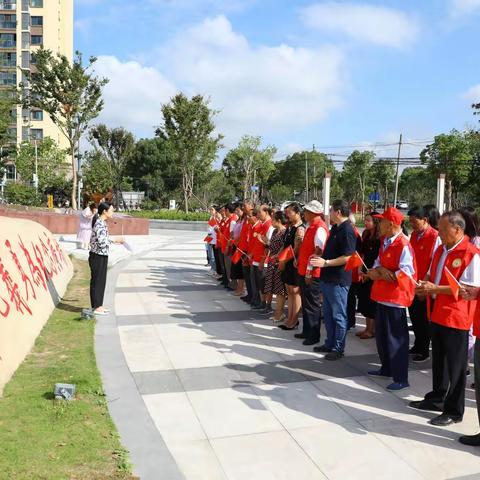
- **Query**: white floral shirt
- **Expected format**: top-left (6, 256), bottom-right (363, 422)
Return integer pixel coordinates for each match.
top-left (90, 218), bottom-right (111, 256)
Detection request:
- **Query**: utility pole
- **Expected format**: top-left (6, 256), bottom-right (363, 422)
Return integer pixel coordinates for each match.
top-left (305, 152), bottom-right (309, 203)
top-left (393, 133), bottom-right (402, 207)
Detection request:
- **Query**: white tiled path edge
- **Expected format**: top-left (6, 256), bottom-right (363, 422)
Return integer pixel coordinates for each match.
top-left (97, 230), bottom-right (480, 480)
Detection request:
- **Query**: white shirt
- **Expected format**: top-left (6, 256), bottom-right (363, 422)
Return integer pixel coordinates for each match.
top-left (373, 231), bottom-right (416, 308)
top-left (429, 237), bottom-right (480, 288)
top-left (314, 226), bottom-right (328, 250)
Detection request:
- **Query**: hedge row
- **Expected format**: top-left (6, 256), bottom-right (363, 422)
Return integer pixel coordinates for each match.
top-left (130, 209), bottom-right (209, 221)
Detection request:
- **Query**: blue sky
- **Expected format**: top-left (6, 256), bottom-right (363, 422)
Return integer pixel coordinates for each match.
top-left (74, 0), bottom-right (480, 162)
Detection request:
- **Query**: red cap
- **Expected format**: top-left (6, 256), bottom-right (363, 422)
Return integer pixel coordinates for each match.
top-left (373, 207), bottom-right (404, 226)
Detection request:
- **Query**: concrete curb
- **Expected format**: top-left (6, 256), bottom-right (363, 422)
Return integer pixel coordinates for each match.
top-left (95, 248), bottom-right (186, 480)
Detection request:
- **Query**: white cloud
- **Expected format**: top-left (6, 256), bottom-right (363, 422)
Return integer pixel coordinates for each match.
top-left (92, 56), bottom-right (178, 138)
top-left (86, 16), bottom-right (347, 146)
top-left (449, 0), bottom-right (480, 18)
top-left (160, 15), bottom-right (347, 143)
top-left (463, 84), bottom-right (480, 103)
top-left (300, 2), bottom-right (419, 48)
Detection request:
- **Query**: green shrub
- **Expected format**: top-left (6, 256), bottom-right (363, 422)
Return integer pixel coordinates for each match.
top-left (4, 182), bottom-right (43, 207)
top-left (139, 198), bottom-right (160, 211)
top-left (131, 209), bottom-right (209, 221)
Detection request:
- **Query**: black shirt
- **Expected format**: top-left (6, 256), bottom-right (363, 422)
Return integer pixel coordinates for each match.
top-left (321, 220), bottom-right (357, 286)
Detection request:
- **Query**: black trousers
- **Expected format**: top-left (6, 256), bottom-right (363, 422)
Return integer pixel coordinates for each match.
top-left (89, 252), bottom-right (108, 309)
top-left (219, 251), bottom-right (228, 285)
top-left (298, 275), bottom-right (322, 343)
top-left (374, 304), bottom-right (409, 383)
top-left (408, 296), bottom-right (430, 356)
top-left (213, 247), bottom-right (222, 275)
top-left (474, 339), bottom-right (480, 425)
top-left (425, 322), bottom-right (468, 418)
top-left (347, 282), bottom-right (359, 329)
top-left (243, 263), bottom-right (253, 301)
top-left (250, 265), bottom-right (265, 307)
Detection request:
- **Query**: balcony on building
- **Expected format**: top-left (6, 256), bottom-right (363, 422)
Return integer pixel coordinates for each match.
top-left (0, 51), bottom-right (15, 68)
top-left (0, 14), bottom-right (16, 29)
top-left (0, 2), bottom-right (16, 12)
top-left (0, 33), bottom-right (15, 48)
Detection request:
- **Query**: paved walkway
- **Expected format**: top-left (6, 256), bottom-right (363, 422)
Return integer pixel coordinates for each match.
top-left (97, 230), bottom-right (480, 480)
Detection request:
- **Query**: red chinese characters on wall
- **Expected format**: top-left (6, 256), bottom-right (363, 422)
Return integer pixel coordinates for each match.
top-left (0, 234), bottom-right (68, 319)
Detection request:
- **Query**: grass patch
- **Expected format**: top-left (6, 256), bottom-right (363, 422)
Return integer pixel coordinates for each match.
top-left (131, 209), bottom-right (209, 221)
top-left (0, 258), bottom-right (138, 480)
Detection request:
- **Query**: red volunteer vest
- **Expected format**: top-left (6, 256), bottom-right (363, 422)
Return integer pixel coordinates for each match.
top-left (221, 214), bottom-right (237, 254)
top-left (297, 216), bottom-right (328, 278)
top-left (410, 226), bottom-right (438, 281)
top-left (352, 226), bottom-right (362, 283)
top-left (217, 218), bottom-right (227, 251)
top-left (237, 219), bottom-right (251, 253)
top-left (371, 233), bottom-right (417, 307)
top-left (251, 219), bottom-right (272, 263)
top-left (429, 236), bottom-right (478, 331)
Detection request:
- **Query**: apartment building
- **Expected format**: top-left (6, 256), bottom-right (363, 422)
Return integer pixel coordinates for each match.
top-left (0, 0), bottom-right (73, 181)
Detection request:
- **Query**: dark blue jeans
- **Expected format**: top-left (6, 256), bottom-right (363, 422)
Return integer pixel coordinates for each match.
top-left (320, 281), bottom-right (349, 353)
top-left (375, 304), bottom-right (409, 384)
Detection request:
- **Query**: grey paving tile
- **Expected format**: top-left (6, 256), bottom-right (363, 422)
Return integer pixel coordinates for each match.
top-left (343, 352), bottom-right (432, 375)
top-left (133, 370), bottom-right (183, 395)
top-left (116, 284), bottom-right (221, 294)
top-left (116, 310), bottom-right (263, 326)
top-left (177, 365), bottom-right (245, 392)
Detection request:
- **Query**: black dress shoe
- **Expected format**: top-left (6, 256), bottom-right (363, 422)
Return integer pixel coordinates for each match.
top-left (313, 345), bottom-right (331, 353)
top-left (279, 322), bottom-right (299, 331)
top-left (294, 333), bottom-right (306, 339)
top-left (325, 351), bottom-right (344, 361)
top-left (409, 399), bottom-right (443, 412)
top-left (430, 413), bottom-right (462, 426)
top-left (459, 433), bottom-right (480, 446)
top-left (302, 338), bottom-right (319, 346)
top-left (240, 295), bottom-right (249, 301)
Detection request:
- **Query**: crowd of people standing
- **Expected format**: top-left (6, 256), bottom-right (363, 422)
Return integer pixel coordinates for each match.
top-left (205, 198), bottom-right (480, 446)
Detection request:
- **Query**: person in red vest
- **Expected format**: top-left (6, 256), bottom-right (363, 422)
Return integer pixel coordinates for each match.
top-left (407, 205), bottom-right (441, 362)
top-left (221, 203), bottom-right (238, 291)
top-left (215, 206), bottom-right (228, 286)
top-left (294, 200), bottom-right (329, 345)
top-left (249, 205), bottom-right (274, 310)
top-left (365, 207), bottom-right (417, 391)
top-left (239, 200), bottom-right (255, 304)
top-left (411, 211), bottom-right (480, 426)
top-left (347, 213), bottom-right (362, 331)
top-left (459, 286), bottom-right (480, 445)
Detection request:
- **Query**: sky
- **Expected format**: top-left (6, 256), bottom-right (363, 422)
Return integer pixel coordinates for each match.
top-left (74, 0), bottom-right (480, 164)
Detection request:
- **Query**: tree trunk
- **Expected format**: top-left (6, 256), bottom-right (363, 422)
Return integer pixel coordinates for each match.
top-left (447, 180), bottom-right (453, 211)
top-left (70, 146), bottom-right (77, 210)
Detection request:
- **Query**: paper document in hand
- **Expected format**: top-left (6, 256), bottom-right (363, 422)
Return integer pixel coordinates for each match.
top-left (123, 241), bottom-right (135, 253)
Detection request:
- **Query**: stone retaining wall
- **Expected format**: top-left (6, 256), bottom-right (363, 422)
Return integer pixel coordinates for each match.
top-left (0, 217), bottom-right (74, 395)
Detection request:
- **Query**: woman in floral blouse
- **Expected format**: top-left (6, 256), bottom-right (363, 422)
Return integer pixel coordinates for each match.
top-left (89, 202), bottom-right (123, 315)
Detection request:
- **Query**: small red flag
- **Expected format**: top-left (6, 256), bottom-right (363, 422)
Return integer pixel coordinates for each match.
top-left (231, 249), bottom-right (242, 265)
top-left (397, 269), bottom-right (417, 291)
top-left (278, 246), bottom-right (295, 262)
top-left (345, 251), bottom-right (363, 271)
top-left (444, 267), bottom-right (460, 301)
top-left (203, 235), bottom-right (212, 243)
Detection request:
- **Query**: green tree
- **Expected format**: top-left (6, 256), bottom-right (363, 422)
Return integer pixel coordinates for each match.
top-left (22, 49), bottom-right (108, 209)
top-left (88, 124), bottom-right (135, 209)
top-left (155, 93), bottom-right (223, 212)
top-left (340, 150), bottom-right (375, 214)
top-left (368, 159), bottom-right (395, 207)
top-left (0, 89), bottom-right (17, 179)
top-left (398, 167), bottom-right (436, 206)
top-left (126, 137), bottom-right (179, 203)
top-left (420, 130), bottom-right (473, 209)
top-left (266, 183), bottom-right (293, 205)
top-left (268, 150), bottom-right (334, 201)
top-left (14, 137), bottom-right (68, 192)
top-left (222, 135), bottom-right (276, 201)
top-left (81, 150), bottom-right (114, 196)
top-left (198, 169), bottom-right (236, 207)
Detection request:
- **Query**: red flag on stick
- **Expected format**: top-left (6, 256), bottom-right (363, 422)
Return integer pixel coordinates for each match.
top-left (231, 249), bottom-right (243, 265)
top-left (278, 245), bottom-right (295, 262)
top-left (444, 267), bottom-right (460, 301)
top-left (397, 269), bottom-right (418, 291)
top-left (203, 235), bottom-right (213, 243)
top-left (345, 251), bottom-right (364, 271)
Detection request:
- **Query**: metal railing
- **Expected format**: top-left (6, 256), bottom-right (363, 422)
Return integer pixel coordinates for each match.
top-left (0, 3), bottom-right (16, 10)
